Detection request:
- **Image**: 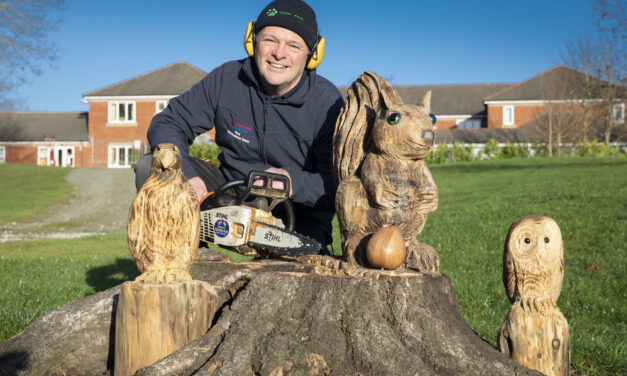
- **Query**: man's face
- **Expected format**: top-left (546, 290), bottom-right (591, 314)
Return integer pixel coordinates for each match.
top-left (255, 26), bottom-right (309, 97)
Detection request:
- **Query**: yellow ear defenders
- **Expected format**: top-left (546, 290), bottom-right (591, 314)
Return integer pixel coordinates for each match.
top-left (244, 21), bottom-right (325, 70)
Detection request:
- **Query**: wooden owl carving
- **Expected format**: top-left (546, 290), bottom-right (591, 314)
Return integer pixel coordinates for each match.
top-left (498, 216), bottom-right (570, 376)
top-left (333, 71), bottom-right (439, 272)
top-left (127, 143), bottom-right (200, 283)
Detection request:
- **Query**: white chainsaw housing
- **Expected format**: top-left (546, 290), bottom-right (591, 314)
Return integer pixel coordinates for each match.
top-left (200, 205), bottom-right (285, 247)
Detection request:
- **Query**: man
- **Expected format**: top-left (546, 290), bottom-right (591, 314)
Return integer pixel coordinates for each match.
top-left (135, 0), bottom-right (344, 250)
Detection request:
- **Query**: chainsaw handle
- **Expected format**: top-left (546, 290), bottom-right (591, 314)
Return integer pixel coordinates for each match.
top-left (205, 173), bottom-right (295, 232)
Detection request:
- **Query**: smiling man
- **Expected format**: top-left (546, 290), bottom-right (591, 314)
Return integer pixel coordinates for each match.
top-left (137, 0), bottom-right (344, 250)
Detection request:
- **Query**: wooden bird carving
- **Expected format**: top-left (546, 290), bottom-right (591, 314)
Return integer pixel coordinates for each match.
top-left (333, 71), bottom-right (439, 272)
top-left (127, 143), bottom-right (200, 283)
top-left (498, 216), bottom-right (570, 376)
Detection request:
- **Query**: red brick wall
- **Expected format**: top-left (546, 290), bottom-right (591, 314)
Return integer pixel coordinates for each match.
top-left (3, 146), bottom-right (37, 164)
top-left (87, 100), bottom-right (157, 167)
top-left (487, 104), bottom-right (546, 129)
top-left (1, 144), bottom-right (87, 167)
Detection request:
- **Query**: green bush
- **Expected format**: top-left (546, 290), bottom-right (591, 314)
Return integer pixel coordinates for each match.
top-left (502, 142), bottom-right (530, 159)
top-left (426, 142), bottom-right (449, 164)
top-left (449, 141), bottom-right (473, 162)
top-left (189, 141), bottom-right (222, 166)
top-left (482, 138), bottom-right (503, 159)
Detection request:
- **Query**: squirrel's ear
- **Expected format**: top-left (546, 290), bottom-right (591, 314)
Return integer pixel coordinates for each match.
top-left (374, 74), bottom-right (402, 110)
top-left (418, 90), bottom-right (432, 113)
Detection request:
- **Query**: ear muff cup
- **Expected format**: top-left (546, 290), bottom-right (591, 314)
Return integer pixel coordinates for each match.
top-left (244, 21), bottom-right (325, 70)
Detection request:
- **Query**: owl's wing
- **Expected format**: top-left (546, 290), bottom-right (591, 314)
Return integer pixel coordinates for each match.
top-left (333, 71), bottom-right (404, 182)
top-left (503, 240), bottom-right (516, 303)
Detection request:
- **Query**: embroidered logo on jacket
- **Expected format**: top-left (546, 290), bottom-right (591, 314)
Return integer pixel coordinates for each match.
top-left (227, 120), bottom-right (252, 144)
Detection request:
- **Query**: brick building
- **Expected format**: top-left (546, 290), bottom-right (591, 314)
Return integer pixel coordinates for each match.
top-left (1, 64), bottom-right (624, 167)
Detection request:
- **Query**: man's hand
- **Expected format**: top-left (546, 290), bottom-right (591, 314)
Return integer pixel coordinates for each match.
top-left (254, 167), bottom-right (293, 196)
top-left (188, 176), bottom-right (208, 202)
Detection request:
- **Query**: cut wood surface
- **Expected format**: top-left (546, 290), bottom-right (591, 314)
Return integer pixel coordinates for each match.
top-left (114, 280), bottom-right (216, 376)
top-left (0, 250), bottom-right (542, 375)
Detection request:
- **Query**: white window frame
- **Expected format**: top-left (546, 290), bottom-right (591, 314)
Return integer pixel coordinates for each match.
top-left (0, 146), bottom-right (5, 163)
top-left (503, 106), bottom-right (515, 126)
top-left (156, 100), bottom-right (167, 113)
top-left (108, 144), bottom-right (133, 168)
top-left (108, 101), bottom-right (136, 123)
top-left (613, 103), bottom-right (625, 124)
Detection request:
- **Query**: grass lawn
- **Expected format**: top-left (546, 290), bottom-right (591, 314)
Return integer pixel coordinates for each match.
top-left (0, 164), bottom-right (71, 226)
top-left (0, 157), bottom-right (625, 375)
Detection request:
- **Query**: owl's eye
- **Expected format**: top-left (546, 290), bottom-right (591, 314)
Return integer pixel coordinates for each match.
top-left (387, 113), bottom-right (401, 125)
top-left (524, 238), bottom-right (531, 244)
top-left (544, 237), bottom-right (550, 243)
top-left (429, 113), bottom-right (437, 125)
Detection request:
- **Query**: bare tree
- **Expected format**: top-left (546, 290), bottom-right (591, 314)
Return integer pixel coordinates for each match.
top-left (560, 0), bottom-right (627, 143)
top-left (0, 0), bottom-right (64, 109)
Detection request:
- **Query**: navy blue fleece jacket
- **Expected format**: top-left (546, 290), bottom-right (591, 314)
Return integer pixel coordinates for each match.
top-left (147, 58), bottom-right (344, 235)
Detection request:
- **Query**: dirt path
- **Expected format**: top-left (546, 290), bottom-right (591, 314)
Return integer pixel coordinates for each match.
top-left (0, 168), bottom-right (137, 243)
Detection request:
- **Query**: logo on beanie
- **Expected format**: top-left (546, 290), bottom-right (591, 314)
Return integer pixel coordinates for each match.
top-left (266, 8), bottom-right (278, 16)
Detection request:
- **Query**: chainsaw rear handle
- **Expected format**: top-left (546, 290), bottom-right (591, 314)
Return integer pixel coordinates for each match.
top-left (205, 171), bottom-right (295, 232)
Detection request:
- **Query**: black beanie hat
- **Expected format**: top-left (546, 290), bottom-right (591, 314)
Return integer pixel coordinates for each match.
top-left (253, 0), bottom-right (318, 51)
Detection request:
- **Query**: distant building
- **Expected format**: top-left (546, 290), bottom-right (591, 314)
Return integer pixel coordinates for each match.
top-left (0, 64), bottom-right (624, 167)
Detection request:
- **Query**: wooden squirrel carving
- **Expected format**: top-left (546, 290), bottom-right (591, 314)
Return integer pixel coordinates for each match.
top-left (498, 216), bottom-right (570, 376)
top-left (333, 71), bottom-right (439, 272)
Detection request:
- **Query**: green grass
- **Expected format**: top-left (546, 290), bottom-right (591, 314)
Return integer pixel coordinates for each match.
top-left (0, 158), bottom-right (625, 374)
top-left (0, 233), bottom-right (137, 341)
top-left (419, 157), bottom-right (626, 375)
top-left (0, 164), bottom-right (71, 226)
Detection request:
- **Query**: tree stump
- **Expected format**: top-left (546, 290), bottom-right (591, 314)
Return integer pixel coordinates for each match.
top-left (114, 280), bottom-right (216, 376)
top-left (0, 250), bottom-right (542, 376)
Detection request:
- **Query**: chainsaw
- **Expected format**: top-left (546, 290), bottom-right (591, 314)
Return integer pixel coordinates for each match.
top-left (199, 170), bottom-right (321, 258)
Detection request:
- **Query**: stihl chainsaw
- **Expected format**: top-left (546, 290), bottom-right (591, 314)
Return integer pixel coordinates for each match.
top-left (199, 171), bottom-right (320, 257)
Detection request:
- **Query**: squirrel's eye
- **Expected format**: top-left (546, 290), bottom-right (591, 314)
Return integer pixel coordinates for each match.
top-left (387, 113), bottom-right (401, 125)
top-left (429, 113), bottom-right (437, 125)
top-left (524, 237), bottom-right (531, 244)
top-left (544, 237), bottom-right (550, 243)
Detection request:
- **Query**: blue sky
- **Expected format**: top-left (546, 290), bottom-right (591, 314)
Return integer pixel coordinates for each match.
top-left (15, 0), bottom-right (599, 112)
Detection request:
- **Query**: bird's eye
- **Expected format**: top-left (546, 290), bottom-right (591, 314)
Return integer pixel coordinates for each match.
top-left (544, 237), bottom-right (550, 243)
top-left (524, 238), bottom-right (531, 244)
top-left (429, 113), bottom-right (437, 125)
top-left (387, 113), bottom-right (401, 125)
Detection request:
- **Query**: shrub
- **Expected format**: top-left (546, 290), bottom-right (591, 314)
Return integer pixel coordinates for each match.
top-left (189, 141), bottom-right (222, 166)
top-left (426, 142), bottom-right (449, 164)
top-left (449, 141), bottom-right (473, 162)
top-left (482, 138), bottom-right (502, 159)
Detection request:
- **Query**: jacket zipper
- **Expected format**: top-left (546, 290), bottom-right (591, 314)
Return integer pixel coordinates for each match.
top-left (261, 100), bottom-right (269, 164)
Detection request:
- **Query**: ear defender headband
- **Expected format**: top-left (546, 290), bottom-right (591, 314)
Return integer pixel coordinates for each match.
top-left (244, 21), bottom-right (325, 70)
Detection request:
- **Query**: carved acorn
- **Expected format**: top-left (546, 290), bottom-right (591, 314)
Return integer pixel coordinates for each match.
top-left (366, 225), bottom-right (406, 270)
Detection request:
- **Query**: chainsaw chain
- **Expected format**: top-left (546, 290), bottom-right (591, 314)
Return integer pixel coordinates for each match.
top-left (250, 220), bottom-right (321, 258)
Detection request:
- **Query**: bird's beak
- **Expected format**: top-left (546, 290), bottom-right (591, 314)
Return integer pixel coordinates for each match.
top-left (160, 152), bottom-right (175, 170)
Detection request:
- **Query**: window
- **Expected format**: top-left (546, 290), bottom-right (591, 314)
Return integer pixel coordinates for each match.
top-left (156, 100), bottom-right (167, 113)
top-left (456, 118), bottom-right (482, 129)
top-left (613, 103), bottom-right (625, 124)
top-left (108, 144), bottom-right (133, 167)
top-left (0, 146), bottom-right (5, 163)
top-left (503, 106), bottom-right (514, 126)
top-left (108, 101), bottom-right (135, 123)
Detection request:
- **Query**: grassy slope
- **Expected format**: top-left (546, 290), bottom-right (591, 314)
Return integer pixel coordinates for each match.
top-left (0, 164), bottom-right (71, 226)
top-left (0, 158), bottom-right (625, 374)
